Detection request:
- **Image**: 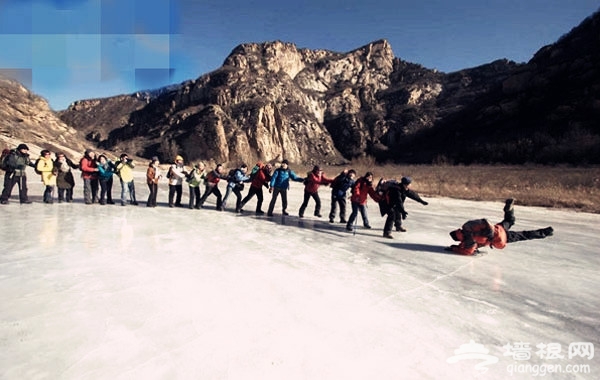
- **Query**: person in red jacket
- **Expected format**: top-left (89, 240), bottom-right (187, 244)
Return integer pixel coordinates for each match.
top-left (446, 198), bottom-right (554, 255)
top-left (198, 163), bottom-right (227, 210)
top-left (299, 165), bottom-right (334, 218)
top-left (239, 163), bottom-right (272, 214)
top-left (79, 149), bottom-right (99, 204)
top-left (346, 171), bottom-right (381, 231)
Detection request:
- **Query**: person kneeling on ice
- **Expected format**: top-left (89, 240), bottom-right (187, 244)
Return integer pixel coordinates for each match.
top-left (445, 198), bottom-right (554, 255)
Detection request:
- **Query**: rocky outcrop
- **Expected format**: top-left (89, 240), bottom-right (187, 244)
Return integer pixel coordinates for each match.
top-left (56, 10), bottom-right (600, 165)
top-left (0, 77), bottom-right (87, 158)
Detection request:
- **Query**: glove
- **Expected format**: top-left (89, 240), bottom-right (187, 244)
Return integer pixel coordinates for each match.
top-left (444, 246), bottom-right (453, 252)
top-left (401, 211), bottom-right (408, 220)
top-left (422, 201), bottom-right (428, 206)
top-left (269, 187), bottom-right (273, 193)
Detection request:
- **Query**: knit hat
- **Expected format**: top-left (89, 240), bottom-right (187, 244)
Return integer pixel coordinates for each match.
top-left (175, 155), bottom-right (184, 161)
top-left (17, 143), bottom-right (29, 151)
top-left (401, 176), bottom-right (412, 185)
top-left (281, 159), bottom-right (289, 165)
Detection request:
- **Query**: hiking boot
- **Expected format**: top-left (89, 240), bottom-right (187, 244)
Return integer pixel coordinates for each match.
top-left (504, 198), bottom-right (514, 212)
top-left (314, 213), bottom-right (322, 218)
top-left (21, 200), bottom-right (32, 204)
top-left (329, 218), bottom-right (334, 223)
top-left (0, 199), bottom-right (8, 205)
top-left (383, 233), bottom-right (393, 239)
top-left (346, 225), bottom-right (353, 231)
top-left (339, 219), bottom-right (347, 224)
top-left (397, 226), bottom-right (407, 232)
top-left (255, 210), bottom-right (264, 215)
top-left (267, 213), bottom-right (274, 217)
top-left (364, 225), bottom-right (372, 229)
top-left (282, 211), bottom-right (289, 216)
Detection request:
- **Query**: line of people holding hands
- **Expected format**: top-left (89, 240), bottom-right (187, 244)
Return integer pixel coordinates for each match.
top-left (2, 143), bottom-right (553, 252)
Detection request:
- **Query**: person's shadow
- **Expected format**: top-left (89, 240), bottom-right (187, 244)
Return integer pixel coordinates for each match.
top-left (379, 242), bottom-right (484, 257)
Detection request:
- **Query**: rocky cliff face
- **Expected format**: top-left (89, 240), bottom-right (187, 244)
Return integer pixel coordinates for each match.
top-left (56, 10), bottom-right (600, 165)
top-left (0, 77), bottom-right (87, 158)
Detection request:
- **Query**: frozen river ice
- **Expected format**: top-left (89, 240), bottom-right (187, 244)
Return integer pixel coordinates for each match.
top-left (1, 172), bottom-right (599, 379)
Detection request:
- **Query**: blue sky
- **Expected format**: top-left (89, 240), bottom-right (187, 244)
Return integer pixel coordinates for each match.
top-left (0, 0), bottom-right (598, 110)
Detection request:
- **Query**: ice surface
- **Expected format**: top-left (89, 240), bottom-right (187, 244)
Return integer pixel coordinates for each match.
top-left (1, 170), bottom-right (599, 379)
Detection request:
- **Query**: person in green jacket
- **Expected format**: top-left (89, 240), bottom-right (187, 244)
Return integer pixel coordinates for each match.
top-left (187, 162), bottom-right (207, 209)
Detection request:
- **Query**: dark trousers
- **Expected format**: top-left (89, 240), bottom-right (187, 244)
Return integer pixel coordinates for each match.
top-left (147, 183), bottom-right (158, 207)
top-left (346, 202), bottom-right (370, 228)
top-left (499, 208), bottom-right (550, 243)
top-left (57, 187), bottom-right (74, 202)
top-left (383, 207), bottom-right (402, 234)
top-left (241, 186), bottom-right (264, 212)
top-left (329, 195), bottom-right (347, 222)
top-left (268, 187), bottom-right (288, 215)
top-left (99, 177), bottom-right (113, 203)
top-left (189, 186), bottom-right (201, 208)
top-left (1, 174), bottom-right (29, 202)
top-left (223, 186), bottom-right (243, 210)
top-left (199, 184), bottom-right (222, 209)
top-left (299, 191), bottom-right (321, 217)
top-left (168, 184), bottom-right (183, 206)
top-left (43, 185), bottom-right (55, 203)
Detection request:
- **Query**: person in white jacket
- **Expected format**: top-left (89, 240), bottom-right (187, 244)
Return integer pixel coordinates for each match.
top-left (167, 155), bottom-right (188, 207)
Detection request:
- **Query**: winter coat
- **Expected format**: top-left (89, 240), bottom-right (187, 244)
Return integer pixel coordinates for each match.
top-left (377, 180), bottom-right (428, 216)
top-left (330, 172), bottom-right (355, 199)
top-left (350, 177), bottom-right (381, 205)
top-left (186, 168), bottom-right (206, 187)
top-left (250, 167), bottom-right (271, 189)
top-left (303, 170), bottom-right (333, 194)
top-left (5, 150), bottom-right (32, 176)
top-left (449, 219), bottom-right (508, 255)
top-left (116, 159), bottom-right (135, 183)
top-left (146, 165), bottom-right (162, 185)
top-left (270, 168), bottom-right (303, 190)
top-left (205, 169), bottom-right (225, 187)
top-left (227, 168), bottom-right (250, 189)
top-left (168, 163), bottom-right (186, 186)
top-left (97, 161), bottom-right (115, 180)
top-left (80, 156), bottom-right (97, 180)
top-left (54, 157), bottom-right (77, 189)
top-left (36, 156), bottom-right (57, 186)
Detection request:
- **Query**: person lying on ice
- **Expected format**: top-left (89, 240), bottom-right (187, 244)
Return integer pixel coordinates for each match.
top-left (445, 198), bottom-right (554, 255)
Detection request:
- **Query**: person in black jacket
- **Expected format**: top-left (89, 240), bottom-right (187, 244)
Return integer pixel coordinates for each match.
top-left (0, 143), bottom-right (34, 204)
top-left (328, 169), bottom-right (356, 223)
top-left (377, 176), bottom-right (428, 238)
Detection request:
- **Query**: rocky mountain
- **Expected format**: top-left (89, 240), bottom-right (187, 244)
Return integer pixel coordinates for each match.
top-left (39, 10), bottom-right (600, 165)
top-left (0, 77), bottom-right (87, 159)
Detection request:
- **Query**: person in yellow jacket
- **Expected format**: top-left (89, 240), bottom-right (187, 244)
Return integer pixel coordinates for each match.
top-left (115, 153), bottom-right (138, 206)
top-left (36, 150), bottom-right (57, 204)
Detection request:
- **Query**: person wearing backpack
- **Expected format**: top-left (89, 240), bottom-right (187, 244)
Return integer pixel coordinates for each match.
top-left (377, 176), bottom-right (428, 238)
top-left (167, 155), bottom-right (188, 207)
top-left (267, 159), bottom-right (304, 217)
top-left (186, 161), bottom-right (206, 209)
top-left (222, 164), bottom-right (250, 212)
top-left (1, 143), bottom-right (34, 204)
top-left (80, 149), bottom-right (99, 204)
top-left (239, 163), bottom-right (272, 214)
top-left (328, 169), bottom-right (356, 224)
top-left (197, 163), bottom-right (227, 210)
top-left (36, 150), bottom-right (58, 204)
top-left (115, 153), bottom-right (138, 206)
top-left (54, 152), bottom-right (79, 203)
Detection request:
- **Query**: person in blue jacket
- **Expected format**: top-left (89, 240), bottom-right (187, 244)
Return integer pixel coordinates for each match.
top-left (97, 154), bottom-right (116, 205)
top-left (222, 164), bottom-right (250, 211)
top-left (267, 159), bottom-right (304, 217)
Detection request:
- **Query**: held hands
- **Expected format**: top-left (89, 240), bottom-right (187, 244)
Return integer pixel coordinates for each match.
top-left (269, 187), bottom-right (273, 193)
top-left (422, 201), bottom-right (428, 206)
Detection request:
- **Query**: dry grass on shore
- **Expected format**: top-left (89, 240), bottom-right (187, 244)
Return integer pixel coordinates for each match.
top-left (320, 160), bottom-right (600, 214)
